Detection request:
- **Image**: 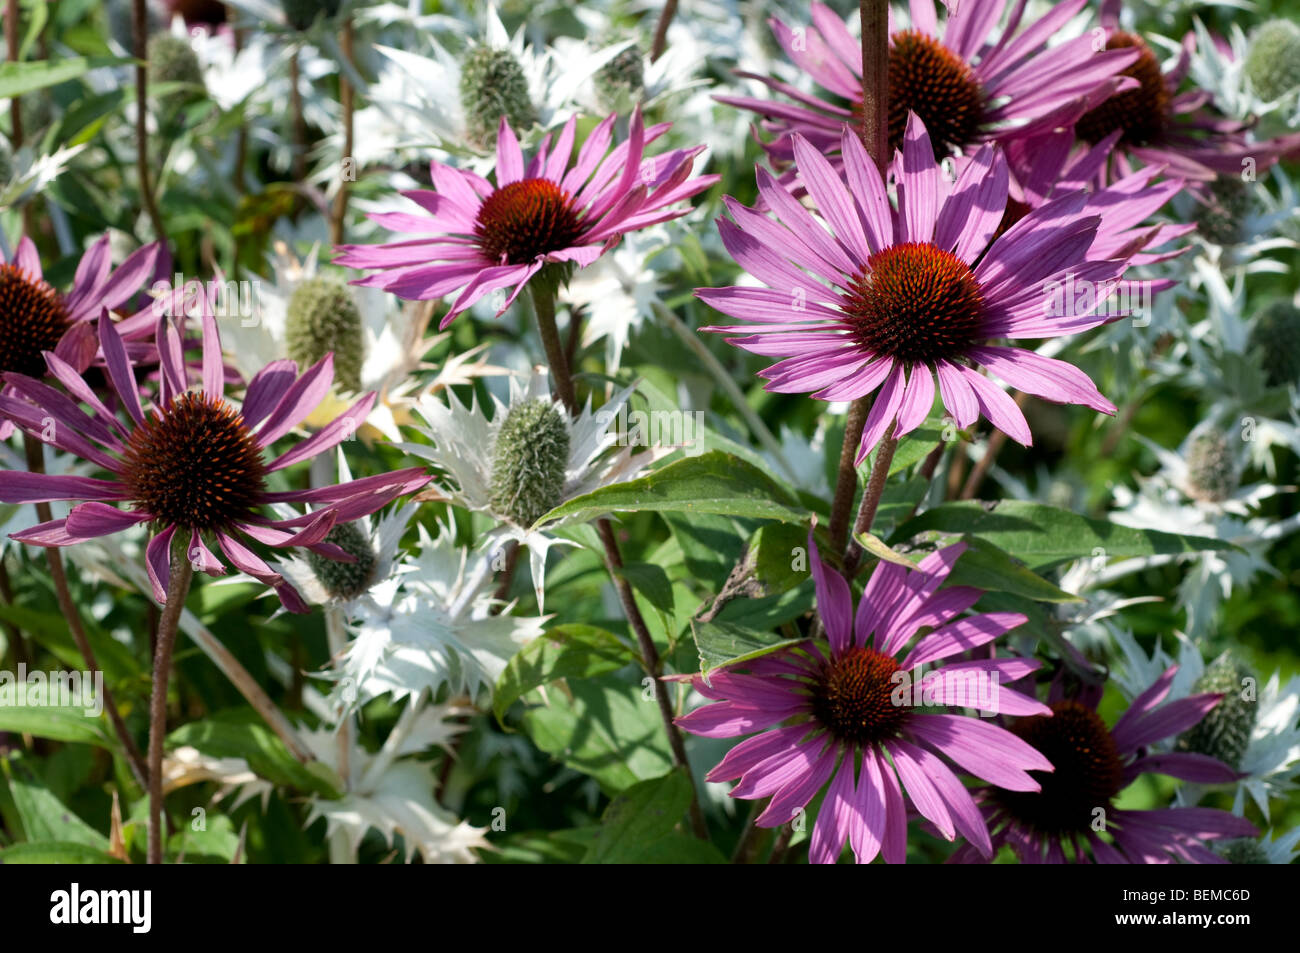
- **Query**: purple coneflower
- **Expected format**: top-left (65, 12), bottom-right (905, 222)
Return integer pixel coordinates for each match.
top-left (720, 0), bottom-right (1139, 169)
top-left (673, 533), bottom-right (1052, 864)
top-left (1001, 129), bottom-right (1192, 266)
top-left (1058, 3), bottom-right (1300, 183)
top-left (0, 291), bottom-right (429, 612)
top-left (950, 669), bottom-right (1257, 863)
top-left (697, 114), bottom-right (1140, 463)
top-left (0, 234), bottom-right (160, 436)
top-left (334, 110), bottom-right (718, 328)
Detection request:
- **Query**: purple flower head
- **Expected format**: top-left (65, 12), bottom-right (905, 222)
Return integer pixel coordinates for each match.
top-left (334, 109), bottom-right (719, 328)
top-left (1052, 6), bottom-right (1300, 185)
top-left (697, 114), bottom-right (1147, 463)
top-left (674, 531), bottom-right (1053, 864)
top-left (0, 234), bottom-right (161, 438)
top-left (719, 0), bottom-right (1140, 172)
top-left (951, 667), bottom-right (1258, 863)
top-left (0, 284), bottom-right (430, 612)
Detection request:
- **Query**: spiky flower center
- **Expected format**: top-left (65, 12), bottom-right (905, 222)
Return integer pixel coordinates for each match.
top-left (1245, 19), bottom-right (1300, 102)
top-left (147, 32), bottom-right (205, 108)
top-left (596, 44), bottom-right (645, 111)
top-left (459, 45), bottom-right (537, 150)
top-left (306, 522), bottom-right (377, 601)
top-left (489, 398), bottom-right (570, 528)
top-left (474, 179), bottom-right (584, 266)
top-left (121, 392), bottom-right (267, 531)
top-left (843, 242), bottom-right (985, 364)
top-left (1178, 654), bottom-right (1257, 770)
top-left (1248, 299), bottom-right (1300, 387)
top-left (811, 647), bottom-right (909, 745)
top-left (883, 30), bottom-right (985, 157)
top-left (995, 700), bottom-right (1125, 835)
top-left (1185, 430), bottom-right (1238, 503)
top-left (1194, 175), bottom-right (1252, 247)
top-left (1075, 33), bottom-right (1168, 146)
top-left (285, 276), bottom-right (365, 393)
top-left (0, 264), bottom-right (71, 378)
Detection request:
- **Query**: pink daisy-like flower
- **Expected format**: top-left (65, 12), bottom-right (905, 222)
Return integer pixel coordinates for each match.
top-left (0, 233), bottom-right (161, 436)
top-left (673, 532), bottom-right (1053, 864)
top-left (1057, 3), bottom-right (1300, 184)
top-left (1000, 128), bottom-right (1192, 266)
top-left (334, 109), bottom-right (718, 328)
top-left (0, 291), bottom-right (430, 612)
top-left (720, 0), bottom-right (1140, 169)
top-left (697, 114), bottom-right (1144, 463)
top-left (950, 669), bottom-right (1257, 863)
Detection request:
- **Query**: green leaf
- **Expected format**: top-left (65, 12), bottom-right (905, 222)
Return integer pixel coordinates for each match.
top-left (582, 768), bottom-right (697, 863)
top-left (535, 451), bottom-right (806, 527)
top-left (890, 501), bottom-right (1239, 571)
top-left (692, 619), bottom-right (804, 675)
top-left (0, 706), bottom-right (117, 750)
top-left (0, 841), bottom-right (120, 864)
top-left (887, 425), bottom-right (946, 475)
top-left (942, 537), bottom-right (1083, 603)
top-left (627, 833), bottom-right (729, 863)
top-left (854, 531), bottom-right (916, 568)
top-left (619, 563), bottom-right (676, 616)
top-left (5, 772), bottom-right (107, 849)
top-left (0, 57), bottom-right (126, 98)
top-left (167, 711), bottom-right (342, 799)
top-left (521, 675), bottom-right (673, 793)
top-left (493, 624), bottom-right (636, 723)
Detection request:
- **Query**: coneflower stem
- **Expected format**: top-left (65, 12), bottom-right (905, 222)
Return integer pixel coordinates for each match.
top-left (132, 0), bottom-right (167, 247)
top-left (828, 396), bottom-right (870, 556)
top-left (597, 518), bottom-right (709, 840)
top-left (859, 0), bottom-right (889, 169)
top-left (534, 282), bottom-right (707, 840)
top-left (23, 435), bottom-right (148, 788)
top-left (844, 425), bottom-right (899, 577)
top-left (650, 0), bottom-right (678, 63)
top-left (829, 0), bottom-right (891, 564)
top-left (959, 391), bottom-right (1029, 499)
top-left (530, 282), bottom-right (578, 414)
top-left (147, 549), bottom-right (193, 865)
top-left (330, 16), bottom-right (355, 246)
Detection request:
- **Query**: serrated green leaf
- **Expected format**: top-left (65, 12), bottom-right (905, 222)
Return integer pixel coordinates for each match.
top-left (521, 674), bottom-right (673, 793)
top-left (692, 619), bottom-right (804, 675)
top-left (0, 706), bottom-right (117, 750)
top-left (581, 768), bottom-right (694, 863)
top-left (890, 501), bottom-right (1239, 571)
top-left (536, 451), bottom-right (806, 527)
top-left (5, 772), bottom-right (107, 849)
top-left (493, 624), bottom-right (636, 723)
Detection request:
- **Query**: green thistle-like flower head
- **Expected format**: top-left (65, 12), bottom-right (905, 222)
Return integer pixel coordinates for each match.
top-left (1245, 19), bottom-right (1300, 102)
top-left (595, 44), bottom-right (645, 113)
top-left (306, 522), bottom-right (377, 600)
top-left (489, 399), bottom-right (570, 527)
top-left (458, 45), bottom-right (536, 151)
top-left (1184, 429), bottom-right (1238, 503)
top-left (1193, 175), bottom-right (1252, 247)
top-left (1217, 838), bottom-right (1269, 864)
top-left (1178, 652), bottom-right (1257, 770)
top-left (1248, 299), bottom-right (1300, 388)
top-left (147, 33), bottom-right (205, 108)
top-left (285, 277), bottom-right (365, 394)
top-left (281, 0), bottom-right (341, 31)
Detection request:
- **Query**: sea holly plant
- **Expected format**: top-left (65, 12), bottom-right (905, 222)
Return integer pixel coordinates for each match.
top-left (0, 0), bottom-right (1297, 869)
